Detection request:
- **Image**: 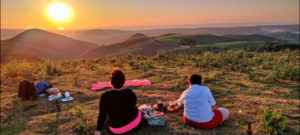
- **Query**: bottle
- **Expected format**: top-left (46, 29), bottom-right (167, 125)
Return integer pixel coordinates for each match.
top-left (246, 122), bottom-right (252, 135)
top-left (157, 100), bottom-right (164, 112)
top-left (56, 99), bottom-right (61, 112)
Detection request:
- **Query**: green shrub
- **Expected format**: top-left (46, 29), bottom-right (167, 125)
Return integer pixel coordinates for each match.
top-left (129, 61), bottom-right (154, 71)
top-left (115, 61), bottom-right (123, 68)
top-left (266, 72), bottom-right (278, 83)
top-left (71, 105), bottom-right (83, 116)
top-left (155, 50), bottom-right (168, 61)
top-left (110, 59), bottom-right (116, 63)
top-left (73, 73), bottom-right (80, 87)
top-left (260, 110), bottom-right (287, 135)
top-left (2, 60), bottom-right (21, 78)
top-left (71, 106), bottom-right (94, 134)
top-left (128, 61), bottom-right (135, 67)
top-left (248, 71), bottom-right (257, 81)
top-left (2, 60), bottom-right (34, 79)
top-left (43, 75), bottom-right (52, 82)
top-left (44, 60), bottom-right (63, 75)
top-left (279, 65), bottom-right (300, 81)
top-left (262, 61), bottom-right (273, 70)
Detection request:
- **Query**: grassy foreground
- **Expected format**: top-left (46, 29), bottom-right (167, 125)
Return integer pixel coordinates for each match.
top-left (1, 50), bottom-right (299, 135)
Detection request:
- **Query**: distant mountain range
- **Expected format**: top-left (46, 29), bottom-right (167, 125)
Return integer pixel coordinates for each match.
top-left (82, 33), bottom-right (177, 58)
top-left (1, 24), bottom-right (299, 63)
top-left (2, 24), bottom-right (299, 45)
top-left (1, 29), bottom-right (177, 62)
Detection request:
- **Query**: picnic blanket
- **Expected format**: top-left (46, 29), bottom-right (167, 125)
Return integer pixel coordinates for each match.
top-left (91, 79), bottom-right (152, 90)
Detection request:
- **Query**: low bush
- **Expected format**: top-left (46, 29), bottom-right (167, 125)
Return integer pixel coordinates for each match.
top-left (43, 60), bottom-right (63, 76)
top-left (248, 71), bottom-right (257, 81)
top-left (260, 110), bottom-right (287, 135)
top-left (73, 73), bottom-right (80, 87)
top-left (71, 106), bottom-right (94, 135)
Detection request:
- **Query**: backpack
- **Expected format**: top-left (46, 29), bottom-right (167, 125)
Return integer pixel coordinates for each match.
top-left (18, 80), bottom-right (38, 101)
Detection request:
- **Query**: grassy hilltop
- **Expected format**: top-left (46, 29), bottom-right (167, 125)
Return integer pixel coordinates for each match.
top-left (1, 50), bottom-right (299, 135)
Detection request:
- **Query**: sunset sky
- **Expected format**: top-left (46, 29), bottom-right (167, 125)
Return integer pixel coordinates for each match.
top-left (1, 0), bottom-right (299, 30)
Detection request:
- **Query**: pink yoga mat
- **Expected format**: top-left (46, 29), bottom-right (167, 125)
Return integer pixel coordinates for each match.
top-left (91, 79), bottom-right (152, 90)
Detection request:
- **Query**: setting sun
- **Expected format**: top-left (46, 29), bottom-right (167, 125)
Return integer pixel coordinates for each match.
top-left (57, 26), bottom-right (65, 30)
top-left (47, 3), bottom-right (71, 22)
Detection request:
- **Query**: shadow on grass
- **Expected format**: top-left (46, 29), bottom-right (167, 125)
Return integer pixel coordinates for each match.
top-left (101, 120), bottom-right (175, 135)
top-left (285, 126), bottom-right (300, 135)
top-left (0, 125), bottom-right (24, 135)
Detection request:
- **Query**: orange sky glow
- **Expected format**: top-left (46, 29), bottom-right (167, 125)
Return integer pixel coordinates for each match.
top-left (1, 0), bottom-right (299, 30)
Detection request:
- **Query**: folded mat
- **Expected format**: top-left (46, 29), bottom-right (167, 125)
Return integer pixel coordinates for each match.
top-left (91, 79), bottom-right (151, 90)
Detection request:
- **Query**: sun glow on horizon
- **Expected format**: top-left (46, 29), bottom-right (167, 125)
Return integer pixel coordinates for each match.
top-left (57, 27), bottom-right (65, 30)
top-left (47, 3), bottom-right (71, 22)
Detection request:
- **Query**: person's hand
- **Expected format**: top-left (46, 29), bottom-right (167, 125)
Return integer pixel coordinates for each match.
top-left (171, 100), bottom-right (178, 106)
top-left (168, 105), bottom-right (179, 112)
top-left (95, 130), bottom-right (101, 135)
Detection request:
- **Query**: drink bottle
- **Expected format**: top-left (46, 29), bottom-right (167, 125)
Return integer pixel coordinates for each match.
top-left (56, 99), bottom-right (61, 112)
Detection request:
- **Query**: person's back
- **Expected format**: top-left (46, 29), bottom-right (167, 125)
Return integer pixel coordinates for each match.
top-left (95, 69), bottom-right (141, 135)
top-left (175, 74), bottom-right (230, 129)
top-left (100, 88), bottom-right (138, 128)
top-left (183, 85), bottom-right (215, 122)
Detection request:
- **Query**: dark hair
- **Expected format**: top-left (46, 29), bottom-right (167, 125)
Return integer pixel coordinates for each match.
top-left (188, 74), bottom-right (202, 85)
top-left (110, 69), bottom-right (125, 89)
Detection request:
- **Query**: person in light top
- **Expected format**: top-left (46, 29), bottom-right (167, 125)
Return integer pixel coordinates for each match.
top-left (173, 74), bottom-right (229, 129)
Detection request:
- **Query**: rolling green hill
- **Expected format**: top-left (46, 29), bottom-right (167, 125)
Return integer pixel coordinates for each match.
top-left (155, 34), bottom-right (278, 45)
top-left (154, 34), bottom-right (216, 43)
top-left (195, 41), bottom-right (265, 50)
top-left (267, 32), bottom-right (300, 43)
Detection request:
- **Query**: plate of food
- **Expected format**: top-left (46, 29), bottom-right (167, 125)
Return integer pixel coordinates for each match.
top-left (153, 111), bottom-right (164, 116)
top-left (168, 105), bottom-right (179, 112)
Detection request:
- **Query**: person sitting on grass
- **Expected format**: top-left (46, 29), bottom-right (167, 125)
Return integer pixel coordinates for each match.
top-left (171, 74), bottom-right (229, 129)
top-left (95, 69), bottom-right (142, 135)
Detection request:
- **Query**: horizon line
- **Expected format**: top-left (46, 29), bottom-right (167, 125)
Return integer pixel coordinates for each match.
top-left (1, 21), bottom-right (299, 31)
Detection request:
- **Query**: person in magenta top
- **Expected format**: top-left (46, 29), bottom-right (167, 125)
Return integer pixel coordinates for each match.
top-left (173, 74), bottom-right (230, 129)
top-left (95, 69), bottom-right (142, 135)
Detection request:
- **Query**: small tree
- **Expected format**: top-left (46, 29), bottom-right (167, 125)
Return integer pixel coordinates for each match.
top-left (260, 110), bottom-right (287, 135)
